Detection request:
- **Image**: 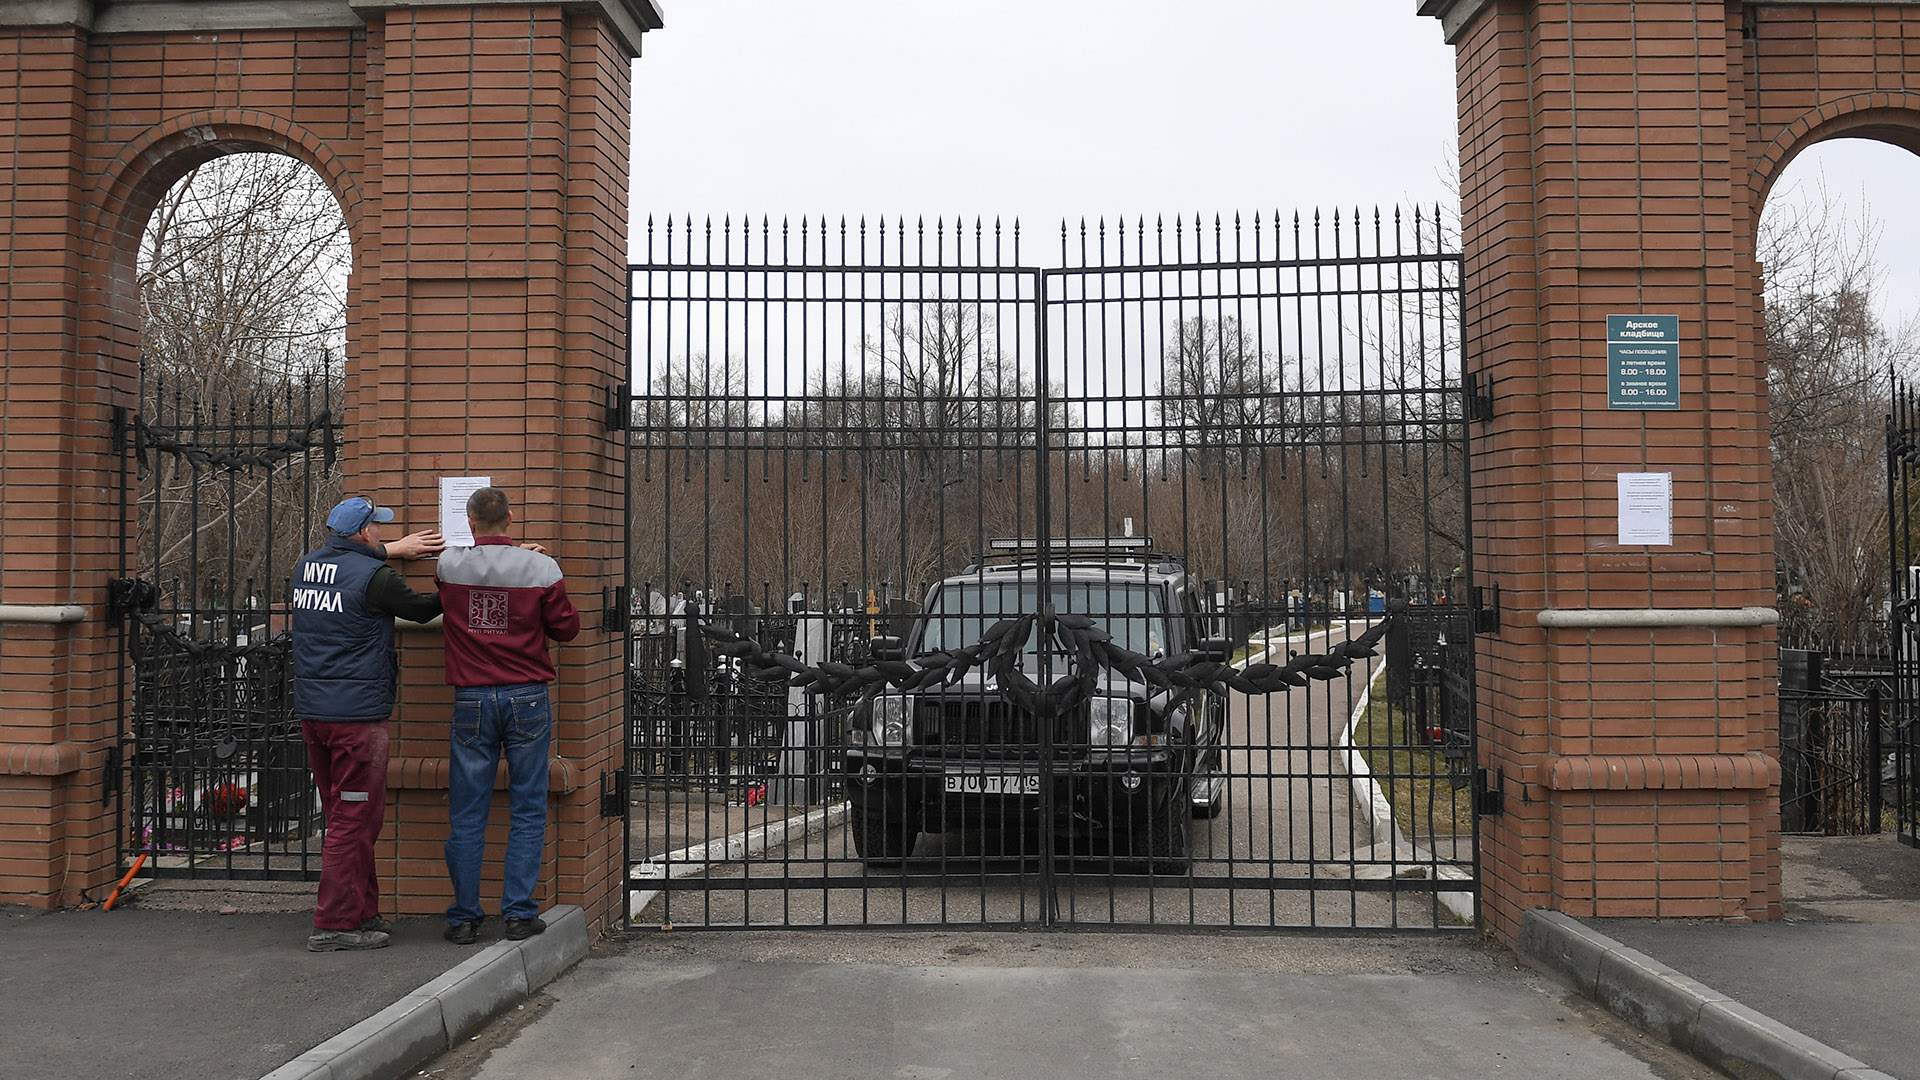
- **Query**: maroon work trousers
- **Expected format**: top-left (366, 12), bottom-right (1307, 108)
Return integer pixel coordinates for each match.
top-left (301, 720), bottom-right (390, 932)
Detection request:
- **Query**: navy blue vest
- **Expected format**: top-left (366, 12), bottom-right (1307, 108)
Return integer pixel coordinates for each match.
top-left (290, 537), bottom-right (396, 722)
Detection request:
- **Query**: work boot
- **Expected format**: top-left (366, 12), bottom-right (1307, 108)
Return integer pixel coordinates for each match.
top-left (307, 928), bottom-right (391, 953)
top-left (503, 916), bottom-right (546, 942)
top-left (359, 916), bottom-right (392, 934)
top-left (444, 922), bottom-right (480, 946)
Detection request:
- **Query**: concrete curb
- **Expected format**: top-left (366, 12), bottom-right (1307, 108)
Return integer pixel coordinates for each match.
top-left (627, 803), bottom-right (849, 922)
top-left (258, 904), bottom-right (591, 1080)
top-left (1519, 910), bottom-right (1898, 1080)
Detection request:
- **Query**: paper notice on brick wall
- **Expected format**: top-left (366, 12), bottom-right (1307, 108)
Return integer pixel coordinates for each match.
top-left (1617, 472), bottom-right (1672, 546)
top-left (438, 476), bottom-right (492, 547)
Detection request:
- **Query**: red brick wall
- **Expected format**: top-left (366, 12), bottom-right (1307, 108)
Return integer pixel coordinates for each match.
top-left (1441, 0), bottom-right (1920, 940)
top-left (361, 4), bottom-right (630, 927)
top-left (0, 8), bottom-right (632, 927)
top-left (0, 27), bottom-right (98, 908)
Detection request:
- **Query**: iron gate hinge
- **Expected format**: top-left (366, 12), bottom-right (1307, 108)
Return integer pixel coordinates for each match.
top-left (110, 405), bottom-right (129, 453)
top-left (605, 585), bottom-right (631, 633)
top-left (1474, 767), bottom-right (1504, 817)
top-left (101, 745), bottom-right (121, 806)
top-left (600, 768), bottom-right (628, 818)
top-left (1472, 583), bottom-right (1500, 635)
top-left (606, 383), bottom-right (630, 433)
top-left (1467, 372), bottom-right (1495, 425)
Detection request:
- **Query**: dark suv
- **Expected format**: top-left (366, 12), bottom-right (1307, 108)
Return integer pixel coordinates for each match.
top-left (844, 539), bottom-right (1230, 871)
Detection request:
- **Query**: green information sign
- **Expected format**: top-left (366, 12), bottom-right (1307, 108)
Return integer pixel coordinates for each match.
top-left (1608, 314), bottom-right (1679, 410)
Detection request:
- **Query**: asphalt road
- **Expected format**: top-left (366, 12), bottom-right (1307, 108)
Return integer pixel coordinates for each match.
top-left (0, 906), bottom-right (458, 1080)
top-left (1596, 833), bottom-right (1920, 1079)
top-left (632, 623), bottom-right (1470, 930)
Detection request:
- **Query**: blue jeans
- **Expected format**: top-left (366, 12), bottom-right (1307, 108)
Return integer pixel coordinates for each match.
top-left (445, 683), bottom-right (551, 926)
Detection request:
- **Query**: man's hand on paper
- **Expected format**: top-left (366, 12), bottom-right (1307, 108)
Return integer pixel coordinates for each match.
top-left (386, 530), bottom-right (446, 561)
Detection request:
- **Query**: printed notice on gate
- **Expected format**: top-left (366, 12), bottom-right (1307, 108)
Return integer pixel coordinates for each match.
top-left (439, 476), bottom-right (492, 547)
top-left (1617, 472), bottom-right (1673, 546)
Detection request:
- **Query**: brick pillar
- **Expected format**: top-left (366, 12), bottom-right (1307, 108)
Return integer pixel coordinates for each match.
top-left (355, 2), bottom-right (636, 929)
top-left (0, 25), bottom-right (121, 908)
top-left (1424, 0), bottom-right (1781, 938)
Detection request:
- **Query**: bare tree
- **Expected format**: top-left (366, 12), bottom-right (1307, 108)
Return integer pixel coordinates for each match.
top-left (135, 153), bottom-right (350, 608)
top-left (1761, 179), bottom-right (1918, 639)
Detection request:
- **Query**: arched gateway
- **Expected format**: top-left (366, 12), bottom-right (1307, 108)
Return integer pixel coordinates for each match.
top-left (1, 0), bottom-right (1913, 938)
top-left (1419, 0), bottom-right (1920, 936)
top-left (0, 0), bottom-right (655, 922)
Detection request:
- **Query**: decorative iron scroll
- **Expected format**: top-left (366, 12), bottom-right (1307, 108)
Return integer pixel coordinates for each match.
top-left (701, 604), bottom-right (1399, 719)
top-left (112, 577), bottom-right (290, 661)
top-left (131, 409), bottom-right (336, 472)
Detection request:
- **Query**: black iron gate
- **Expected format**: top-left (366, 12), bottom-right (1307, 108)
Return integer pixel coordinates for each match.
top-left (620, 210), bottom-right (1482, 929)
top-left (1889, 386), bottom-right (1920, 849)
top-left (111, 367), bottom-right (342, 879)
top-left (1778, 648), bottom-right (1893, 836)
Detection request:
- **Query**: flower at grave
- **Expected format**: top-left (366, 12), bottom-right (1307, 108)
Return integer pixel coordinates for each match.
top-left (205, 783), bottom-right (249, 817)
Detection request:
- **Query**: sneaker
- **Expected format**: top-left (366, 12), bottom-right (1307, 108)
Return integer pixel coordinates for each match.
top-left (444, 922), bottom-right (480, 946)
top-left (503, 917), bottom-right (547, 942)
top-left (307, 929), bottom-right (391, 953)
top-left (359, 916), bottom-right (393, 934)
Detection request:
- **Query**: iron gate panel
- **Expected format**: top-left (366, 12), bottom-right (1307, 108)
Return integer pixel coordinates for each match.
top-left (1889, 386), bottom-right (1920, 849)
top-left (623, 211), bottom-right (1479, 929)
top-left (113, 370), bottom-right (342, 880)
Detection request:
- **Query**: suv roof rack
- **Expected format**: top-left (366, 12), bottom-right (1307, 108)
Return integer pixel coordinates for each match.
top-left (964, 537), bottom-right (1186, 576)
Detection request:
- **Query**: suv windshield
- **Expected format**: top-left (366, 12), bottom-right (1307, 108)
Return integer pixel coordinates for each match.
top-left (916, 580), bottom-right (1168, 657)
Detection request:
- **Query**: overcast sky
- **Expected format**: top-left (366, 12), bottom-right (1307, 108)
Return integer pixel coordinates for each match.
top-left (628, 0), bottom-right (1918, 326)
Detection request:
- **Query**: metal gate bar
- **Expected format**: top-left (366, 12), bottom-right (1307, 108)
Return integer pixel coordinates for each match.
top-left (621, 210), bottom-right (1479, 930)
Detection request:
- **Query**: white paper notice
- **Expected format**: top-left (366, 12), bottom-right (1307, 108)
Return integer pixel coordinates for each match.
top-left (438, 475), bottom-right (492, 547)
top-left (1617, 472), bottom-right (1673, 546)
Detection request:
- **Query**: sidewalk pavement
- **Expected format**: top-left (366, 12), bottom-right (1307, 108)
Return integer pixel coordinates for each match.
top-left (1594, 832), bottom-right (1920, 1079)
top-left (0, 895), bottom-right (465, 1080)
top-left (425, 931), bottom-right (1719, 1080)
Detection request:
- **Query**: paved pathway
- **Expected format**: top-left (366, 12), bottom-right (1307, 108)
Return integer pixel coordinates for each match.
top-left (427, 932), bottom-right (1716, 1080)
top-left (0, 904), bottom-right (462, 1080)
top-left (1596, 832), bottom-right (1920, 1079)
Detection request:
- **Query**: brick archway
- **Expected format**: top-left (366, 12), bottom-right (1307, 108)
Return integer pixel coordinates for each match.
top-left (1421, 0), bottom-right (1920, 940)
top-left (85, 113), bottom-right (371, 390)
top-left (0, 1), bottom-right (658, 926)
top-left (1748, 95), bottom-right (1920, 205)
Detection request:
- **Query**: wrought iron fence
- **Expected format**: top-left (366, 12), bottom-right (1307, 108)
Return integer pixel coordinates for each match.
top-left (1888, 385), bottom-right (1920, 848)
top-left (1384, 604), bottom-right (1474, 786)
top-left (113, 367), bottom-right (342, 879)
top-left (1778, 649), bottom-right (1894, 836)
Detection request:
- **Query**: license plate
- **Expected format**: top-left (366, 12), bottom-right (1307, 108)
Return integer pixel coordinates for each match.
top-left (943, 770), bottom-right (1040, 796)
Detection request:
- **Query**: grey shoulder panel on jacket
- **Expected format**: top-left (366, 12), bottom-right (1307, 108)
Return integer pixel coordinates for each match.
top-left (437, 545), bottom-right (563, 589)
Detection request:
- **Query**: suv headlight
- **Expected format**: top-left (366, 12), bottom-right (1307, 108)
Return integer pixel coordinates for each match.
top-left (1088, 696), bottom-right (1133, 747)
top-left (872, 695), bottom-right (911, 747)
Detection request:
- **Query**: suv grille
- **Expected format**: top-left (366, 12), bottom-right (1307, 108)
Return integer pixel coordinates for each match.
top-left (916, 698), bottom-right (1079, 756)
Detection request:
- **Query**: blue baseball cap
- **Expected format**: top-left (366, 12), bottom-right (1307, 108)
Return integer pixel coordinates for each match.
top-left (326, 496), bottom-right (396, 535)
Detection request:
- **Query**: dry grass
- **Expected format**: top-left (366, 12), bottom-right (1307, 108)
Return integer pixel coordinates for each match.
top-left (1348, 693), bottom-right (1475, 840)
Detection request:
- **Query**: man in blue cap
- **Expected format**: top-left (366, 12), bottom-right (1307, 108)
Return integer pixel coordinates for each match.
top-left (292, 496), bottom-right (444, 952)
